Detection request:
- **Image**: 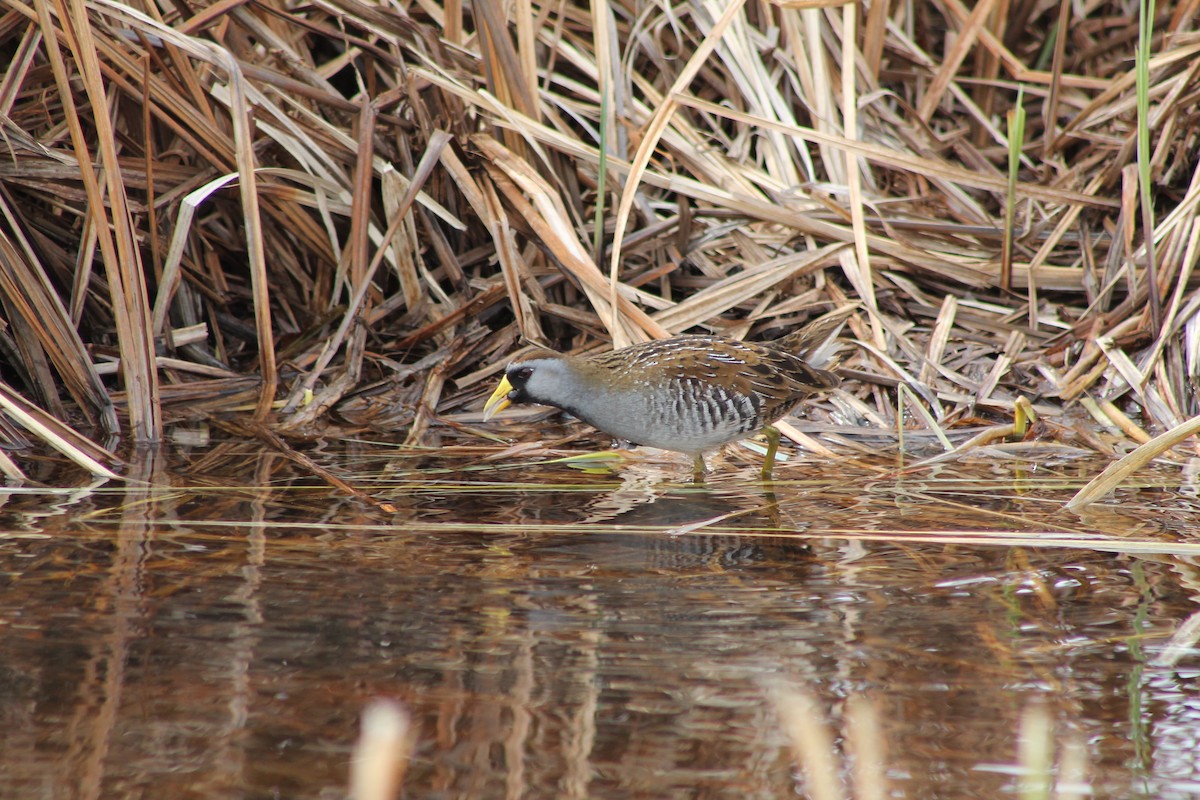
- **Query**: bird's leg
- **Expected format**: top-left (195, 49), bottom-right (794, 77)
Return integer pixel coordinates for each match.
top-left (760, 425), bottom-right (781, 479)
top-left (692, 453), bottom-right (708, 483)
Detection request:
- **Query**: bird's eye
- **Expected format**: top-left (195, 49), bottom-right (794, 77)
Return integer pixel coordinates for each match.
top-left (513, 366), bottom-right (533, 381)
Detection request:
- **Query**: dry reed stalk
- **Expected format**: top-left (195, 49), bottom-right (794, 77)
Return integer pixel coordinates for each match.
top-left (0, 0), bottom-right (1195, 496)
top-left (0, 379), bottom-right (120, 477)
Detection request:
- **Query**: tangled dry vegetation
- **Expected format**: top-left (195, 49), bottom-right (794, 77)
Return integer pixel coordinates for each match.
top-left (0, 0), bottom-right (1199, 481)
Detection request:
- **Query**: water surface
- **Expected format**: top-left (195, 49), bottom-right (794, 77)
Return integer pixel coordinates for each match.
top-left (1, 438), bottom-right (1199, 798)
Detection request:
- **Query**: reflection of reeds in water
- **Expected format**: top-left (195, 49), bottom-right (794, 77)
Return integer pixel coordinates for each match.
top-left (351, 688), bottom-right (1094, 799)
top-left (350, 699), bottom-right (413, 800)
top-left (772, 686), bottom-right (886, 800)
top-left (7, 462), bottom-right (1197, 798)
top-left (772, 688), bottom-right (1092, 800)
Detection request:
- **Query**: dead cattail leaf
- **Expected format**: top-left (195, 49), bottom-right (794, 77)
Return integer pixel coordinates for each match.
top-left (1066, 415), bottom-right (1200, 511)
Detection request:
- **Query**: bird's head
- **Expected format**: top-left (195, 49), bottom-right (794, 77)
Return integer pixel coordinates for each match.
top-left (481, 358), bottom-right (575, 420)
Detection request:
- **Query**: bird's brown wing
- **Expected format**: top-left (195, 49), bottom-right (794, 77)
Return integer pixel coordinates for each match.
top-left (585, 335), bottom-right (836, 418)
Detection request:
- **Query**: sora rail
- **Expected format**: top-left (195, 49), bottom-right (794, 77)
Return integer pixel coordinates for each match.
top-left (482, 327), bottom-right (839, 478)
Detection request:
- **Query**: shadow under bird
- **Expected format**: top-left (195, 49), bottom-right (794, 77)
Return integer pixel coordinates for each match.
top-left (482, 323), bottom-right (842, 478)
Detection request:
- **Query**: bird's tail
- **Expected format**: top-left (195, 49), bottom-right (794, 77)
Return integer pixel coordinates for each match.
top-left (772, 304), bottom-right (856, 363)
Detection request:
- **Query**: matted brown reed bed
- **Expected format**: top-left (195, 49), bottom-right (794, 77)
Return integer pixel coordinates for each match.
top-left (1, 0), bottom-right (1198, 500)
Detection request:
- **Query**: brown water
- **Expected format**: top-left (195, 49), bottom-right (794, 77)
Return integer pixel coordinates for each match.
top-left (2, 437), bottom-right (1200, 799)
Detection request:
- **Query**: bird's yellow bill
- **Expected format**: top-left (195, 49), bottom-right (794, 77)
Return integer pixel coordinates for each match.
top-left (482, 376), bottom-right (514, 421)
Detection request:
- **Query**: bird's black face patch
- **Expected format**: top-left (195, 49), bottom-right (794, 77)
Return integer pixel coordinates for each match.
top-left (506, 365), bottom-right (535, 401)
